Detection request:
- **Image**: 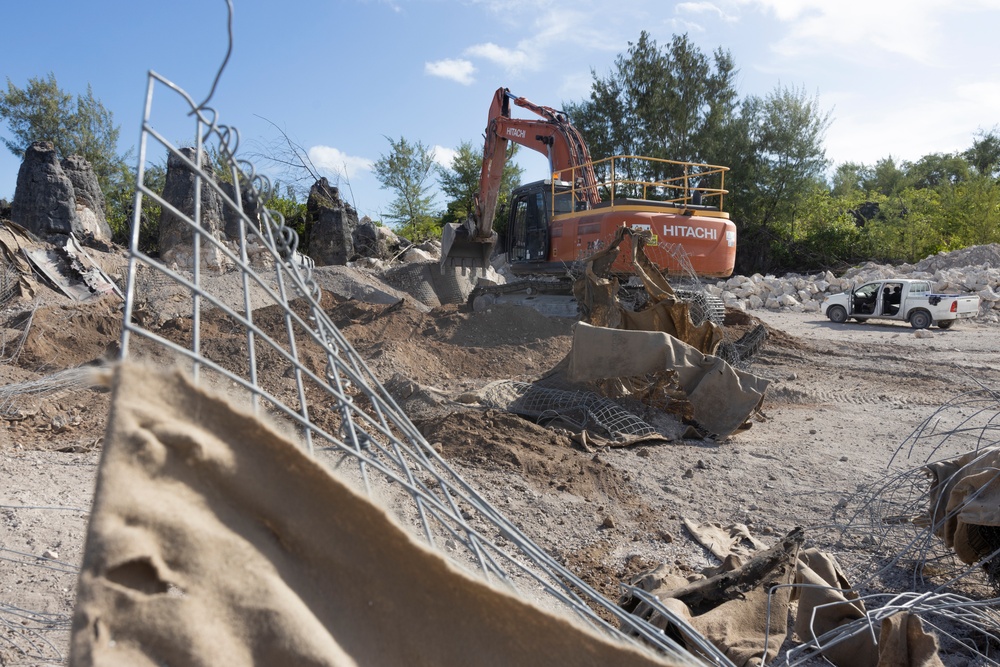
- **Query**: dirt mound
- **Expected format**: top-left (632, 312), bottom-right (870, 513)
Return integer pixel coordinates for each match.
top-left (418, 408), bottom-right (634, 502)
top-left (326, 299), bottom-right (573, 385)
top-left (17, 298), bottom-right (121, 370)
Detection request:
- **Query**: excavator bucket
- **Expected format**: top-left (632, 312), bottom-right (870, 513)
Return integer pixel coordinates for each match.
top-left (440, 221), bottom-right (497, 271)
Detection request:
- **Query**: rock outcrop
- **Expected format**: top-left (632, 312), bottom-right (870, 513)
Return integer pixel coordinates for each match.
top-left (61, 155), bottom-right (112, 240)
top-left (11, 142), bottom-right (78, 238)
top-left (10, 142), bottom-right (113, 244)
top-left (158, 148), bottom-right (229, 271)
top-left (219, 180), bottom-right (262, 240)
top-left (305, 179), bottom-right (359, 266)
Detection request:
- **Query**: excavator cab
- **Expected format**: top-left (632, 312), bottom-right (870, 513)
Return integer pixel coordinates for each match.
top-left (504, 180), bottom-right (572, 263)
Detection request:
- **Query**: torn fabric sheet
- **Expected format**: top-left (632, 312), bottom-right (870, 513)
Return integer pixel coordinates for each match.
top-left (565, 322), bottom-right (768, 437)
top-left (71, 364), bottom-right (681, 667)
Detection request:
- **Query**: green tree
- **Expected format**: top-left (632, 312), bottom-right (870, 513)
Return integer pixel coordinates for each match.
top-left (963, 127), bottom-right (1000, 178)
top-left (725, 85), bottom-right (832, 273)
top-left (865, 157), bottom-right (906, 196)
top-left (437, 140), bottom-right (523, 222)
top-left (938, 174), bottom-right (1000, 247)
top-left (264, 186), bottom-right (308, 243)
top-left (566, 32), bottom-right (738, 186)
top-left (901, 152), bottom-right (969, 190)
top-left (861, 188), bottom-right (945, 263)
top-left (373, 136), bottom-right (438, 242)
top-left (788, 187), bottom-right (862, 268)
top-left (103, 160), bottom-right (165, 252)
top-left (830, 162), bottom-right (872, 197)
top-left (0, 73), bottom-right (122, 186)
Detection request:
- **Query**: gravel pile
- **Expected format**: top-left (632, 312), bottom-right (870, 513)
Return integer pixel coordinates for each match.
top-left (708, 244), bottom-right (1000, 322)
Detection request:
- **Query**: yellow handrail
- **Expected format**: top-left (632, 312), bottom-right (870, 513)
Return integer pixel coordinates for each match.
top-left (551, 154), bottom-right (729, 215)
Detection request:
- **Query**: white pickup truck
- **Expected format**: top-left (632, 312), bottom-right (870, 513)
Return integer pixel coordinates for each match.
top-left (821, 279), bottom-right (980, 329)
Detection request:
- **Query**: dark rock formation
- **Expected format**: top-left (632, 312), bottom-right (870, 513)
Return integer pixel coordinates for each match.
top-left (158, 147), bottom-right (227, 267)
top-left (305, 178), bottom-right (359, 266)
top-left (352, 217), bottom-right (386, 259)
top-left (11, 142), bottom-right (77, 238)
top-left (0, 199), bottom-right (10, 220)
top-left (61, 155), bottom-right (112, 241)
top-left (219, 180), bottom-right (262, 241)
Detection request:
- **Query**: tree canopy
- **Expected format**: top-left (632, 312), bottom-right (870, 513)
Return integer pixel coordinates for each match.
top-left (0, 73), bottom-right (122, 185)
top-left (437, 140), bottom-right (523, 225)
top-left (373, 136), bottom-right (438, 242)
top-left (565, 32), bottom-right (738, 182)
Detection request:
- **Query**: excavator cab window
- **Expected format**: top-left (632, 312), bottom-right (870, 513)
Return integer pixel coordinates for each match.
top-left (507, 190), bottom-right (550, 262)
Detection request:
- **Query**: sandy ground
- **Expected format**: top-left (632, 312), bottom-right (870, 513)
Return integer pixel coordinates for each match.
top-left (1, 288), bottom-right (998, 665)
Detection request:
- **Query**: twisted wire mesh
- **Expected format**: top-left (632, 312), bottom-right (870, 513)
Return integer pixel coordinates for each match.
top-left (117, 70), bottom-right (725, 667)
top-left (843, 390), bottom-right (1000, 594)
top-left (478, 380), bottom-right (659, 441)
top-left (0, 367), bottom-right (96, 418)
top-left (774, 388), bottom-right (1000, 665)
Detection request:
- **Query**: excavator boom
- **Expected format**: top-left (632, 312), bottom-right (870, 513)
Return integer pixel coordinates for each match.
top-left (441, 87), bottom-right (601, 270)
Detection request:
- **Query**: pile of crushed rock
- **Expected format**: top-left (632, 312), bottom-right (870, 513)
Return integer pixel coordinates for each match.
top-left (709, 244), bottom-right (1000, 322)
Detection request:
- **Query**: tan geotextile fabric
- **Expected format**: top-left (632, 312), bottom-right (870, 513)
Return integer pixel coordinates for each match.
top-left (620, 300), bottom-right (723, 356)
top-left (682, 520), bottom-right (767, 562)
top-left (636, 544), bottom-right (942, 667)
top-left (792, 548), bottom-right (878, 667)
top-left (566, 322), bottom-right (769, 437)
top-left (71, 364), bottom-right (680, 667)
top-left (925, 447), bottom-right (1000, 564)
top-left (635, 559), bottom-right (794, 666)
top-left (877, 613), bottom-right (944, 667)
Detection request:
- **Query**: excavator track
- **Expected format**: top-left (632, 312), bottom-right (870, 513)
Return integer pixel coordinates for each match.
top-left (468, 279), bottom-right (726, 327)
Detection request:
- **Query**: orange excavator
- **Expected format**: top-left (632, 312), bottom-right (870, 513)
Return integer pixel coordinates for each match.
top-left (440, 87), bottom-right (737, 279)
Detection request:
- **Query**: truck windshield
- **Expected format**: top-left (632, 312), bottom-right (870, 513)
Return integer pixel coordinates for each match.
top-left (855, 283), bottom-right (878, 299)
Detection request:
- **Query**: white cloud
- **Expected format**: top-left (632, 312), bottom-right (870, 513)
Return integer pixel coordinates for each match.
top-left (676, 2), bottom-right (739, 22)
top-left (431, 145), bottom-right (458, 168)
top-left (746, 0), bottom-right (994, 64)
top-left (465, 42), bottom-right (532, 71)
top-left (424, 58), bottom-right (476, 85)
top-left (307, 146), bottom-right (373, 180)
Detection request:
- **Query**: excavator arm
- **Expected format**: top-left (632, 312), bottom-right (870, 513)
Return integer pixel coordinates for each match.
top-left (441, 87), bottom-right (602, 270)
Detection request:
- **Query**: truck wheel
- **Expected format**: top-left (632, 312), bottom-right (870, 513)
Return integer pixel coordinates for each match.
top-left (937, 319), bottom-right (954, 330)
top-left (827, 305), bottom-right (848, 323)
top-left (909, 310), bottom-right (932, 329)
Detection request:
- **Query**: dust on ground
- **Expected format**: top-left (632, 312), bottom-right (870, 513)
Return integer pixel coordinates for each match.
top-left (2, 280), bottom-right (999, 664)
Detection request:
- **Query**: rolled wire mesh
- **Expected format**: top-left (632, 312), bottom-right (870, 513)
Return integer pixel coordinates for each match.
top-left (0, 367), bottom-right (96, 418)
top-left (845, 390), bottom-right (1000, 593)
top-left (116, 69), bottom-right (727, 667)
top-left (777, 589), bottom-right (1000, 666)
top-left (478, 380), bottom-right (659, 441)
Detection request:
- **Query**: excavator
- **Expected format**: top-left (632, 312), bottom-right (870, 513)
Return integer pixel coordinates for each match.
top-left (440, 87), bottom-right (737, 284)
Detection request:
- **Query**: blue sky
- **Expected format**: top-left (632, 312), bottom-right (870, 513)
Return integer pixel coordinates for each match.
top-left (3, 0), bottom-right (1000, 221)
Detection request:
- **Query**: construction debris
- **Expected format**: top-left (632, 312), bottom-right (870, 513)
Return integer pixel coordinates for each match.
top-left (622, 527), bottom-right (946, 667)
